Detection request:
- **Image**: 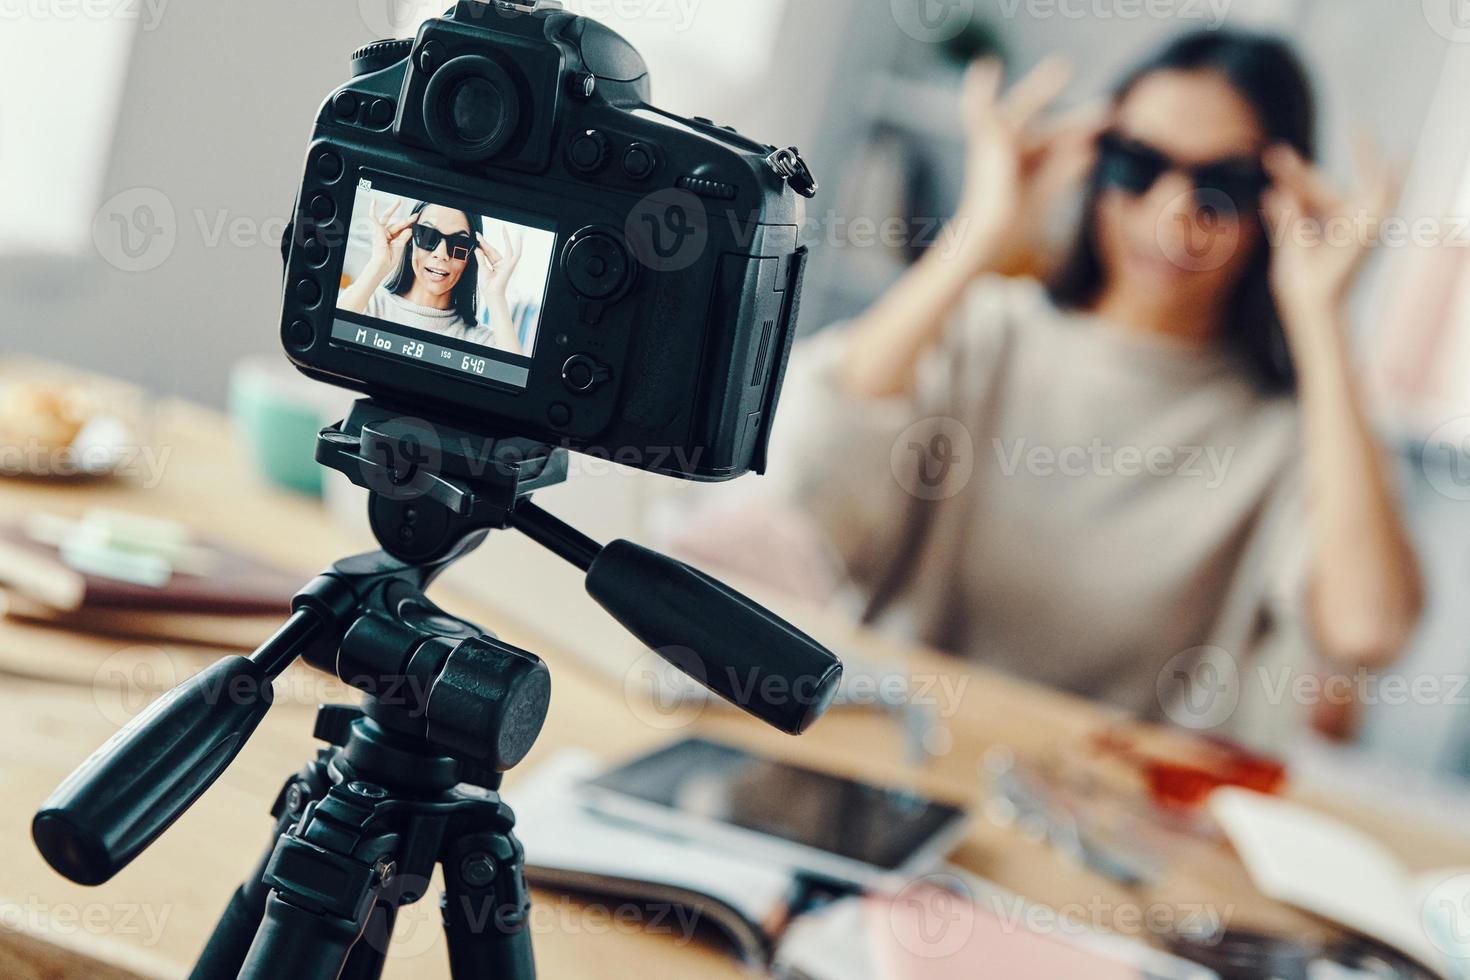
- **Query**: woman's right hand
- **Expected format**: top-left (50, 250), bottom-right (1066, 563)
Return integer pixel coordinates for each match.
top-left (953, 56), bottom-right (1104, 274)
top-left (363, 197), bottom-right (419, 284)
top-left (837, 57), bottom-right (1102, 400)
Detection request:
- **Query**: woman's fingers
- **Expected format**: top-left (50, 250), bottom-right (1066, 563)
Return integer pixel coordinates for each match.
top-left (380, 199), bottom-right (401, 226)
top-left (385, 212), bottom-right (419, 239)
top-left (1022, 97), bottom-right (1107, 165)
top-left (478, 234), bottom-right (503, 266)
top-left (1265, 144), bottom-right (1341, 216)
top-left (1350, 129), bottom-right (1397, 220)
top-left (998, 55), bottom-right (1073, 133)
top-left (960, 58), bottom-right (1003, 134)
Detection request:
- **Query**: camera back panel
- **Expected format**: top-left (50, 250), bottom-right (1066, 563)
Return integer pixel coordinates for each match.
top-left (280, 3), bottom-right (811, 481)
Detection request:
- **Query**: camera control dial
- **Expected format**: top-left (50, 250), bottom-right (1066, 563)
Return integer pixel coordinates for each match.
top-left (562, 228), bottom-right (632, 301)
top-left (561, 355), bottom-right (611, 393)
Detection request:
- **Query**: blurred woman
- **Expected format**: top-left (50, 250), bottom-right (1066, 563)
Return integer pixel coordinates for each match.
top-left (693, 32), bottom-right (1423, 723)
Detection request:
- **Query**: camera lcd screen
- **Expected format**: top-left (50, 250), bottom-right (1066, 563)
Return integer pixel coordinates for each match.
top-left (332, 178), bottom-right (557, 389)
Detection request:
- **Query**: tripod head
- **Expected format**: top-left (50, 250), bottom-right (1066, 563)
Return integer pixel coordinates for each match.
top-left (34, 400), bottom-right (843, 887)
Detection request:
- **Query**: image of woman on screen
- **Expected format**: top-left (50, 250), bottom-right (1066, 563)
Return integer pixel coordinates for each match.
top-left (337, 198), bottom-right (525, 356)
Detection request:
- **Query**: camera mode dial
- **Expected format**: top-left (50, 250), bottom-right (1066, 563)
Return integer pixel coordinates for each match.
top-left (351, 39), bottom-right (412, 78)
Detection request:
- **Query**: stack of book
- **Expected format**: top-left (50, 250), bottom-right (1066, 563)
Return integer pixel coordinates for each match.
top-left (0, 511), bottom-right (298, 649)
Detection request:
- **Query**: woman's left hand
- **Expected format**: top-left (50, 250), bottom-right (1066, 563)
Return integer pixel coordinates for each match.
top-left (476, 228), bottom-right (523, 298)
top-left (1262, 140), bottom-right (1396, 336)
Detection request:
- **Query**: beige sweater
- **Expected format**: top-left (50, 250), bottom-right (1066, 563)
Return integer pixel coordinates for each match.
top-left (766, 276), bottom-right (1309, 720)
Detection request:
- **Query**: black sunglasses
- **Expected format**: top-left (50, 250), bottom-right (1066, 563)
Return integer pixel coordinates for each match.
top-left (411, 224), bottom-right (476, 261)
top-left (1096, 131), bottom-right (1269, 213)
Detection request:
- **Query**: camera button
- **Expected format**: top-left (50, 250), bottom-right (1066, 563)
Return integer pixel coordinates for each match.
top-left (300, 235), bottom-right (329, 267)
top-left (307, 193), bottom-right (335, 222)
top-left (568, 130), bottom-right (610, 174)
top-left (622, 143), bottom-right (657, 181)
top-left (286, 320), bottom-right (315, 350)
top-left (418, 40), bottom-right (445, 73)
top-left (331, 91), bottom-right (358, 120)
top-left (547, 402), bottom-right (572, 427)
top-left (314, 152), bottom-right (344, 182)
top-left (294, 279), bottom-right (321, 306)
top-left (561, 355), bottom-right (610, 393)
top-left (367, 98), bottom-right (395, 128)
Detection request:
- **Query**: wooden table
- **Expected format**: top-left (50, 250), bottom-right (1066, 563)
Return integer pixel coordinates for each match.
top-left (2, 374), bottom-right (1467, 978)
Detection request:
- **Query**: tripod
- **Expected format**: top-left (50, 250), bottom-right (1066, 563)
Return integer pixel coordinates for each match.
top-left (33, 400), bottom-right (843, 979)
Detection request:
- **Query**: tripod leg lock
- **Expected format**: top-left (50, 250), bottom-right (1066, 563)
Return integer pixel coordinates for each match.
top-left (260, 784), bottom-right (388, 927)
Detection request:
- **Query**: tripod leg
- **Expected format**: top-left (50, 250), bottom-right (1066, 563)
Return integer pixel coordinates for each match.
top-left (238, 893), bottom-right (364, 980)
top-left (440, 825), bottom-right (536, 978)
top-left (338, 898), bottom-right (398, 980)
top-left (191, 767), bottom-right (326, 980)
top-left (189, 882), bottom-right (270, 980)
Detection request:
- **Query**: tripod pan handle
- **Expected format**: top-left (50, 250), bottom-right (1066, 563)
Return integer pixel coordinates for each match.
top-left (33, 656), bottom-right (275, 885)
top-left (586, 540), bottom-right (842, 734)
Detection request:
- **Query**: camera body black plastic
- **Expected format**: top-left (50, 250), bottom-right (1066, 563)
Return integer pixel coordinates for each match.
top-left (280, 0), bottom-right (814, 481)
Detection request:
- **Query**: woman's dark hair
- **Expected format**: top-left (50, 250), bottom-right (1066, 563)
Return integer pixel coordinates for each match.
top-left (1047, 30), bottom-right (1316, 395)
top-left (386, 200), bottom-right (481, 327)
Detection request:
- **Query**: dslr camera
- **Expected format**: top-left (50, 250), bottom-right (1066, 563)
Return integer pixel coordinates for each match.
top-left (280, 0), bottom-right (817, 481)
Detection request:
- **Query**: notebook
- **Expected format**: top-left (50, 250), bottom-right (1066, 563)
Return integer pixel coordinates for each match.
top-left (1211, 786), bottom-right (1470, 979)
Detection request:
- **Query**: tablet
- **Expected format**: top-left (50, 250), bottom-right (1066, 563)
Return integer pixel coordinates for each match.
top-left (580, 737), bottom-right (969, 886)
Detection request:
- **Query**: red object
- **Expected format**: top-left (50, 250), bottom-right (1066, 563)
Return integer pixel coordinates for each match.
top-left (1094, 730), bottom-right (1286, 810)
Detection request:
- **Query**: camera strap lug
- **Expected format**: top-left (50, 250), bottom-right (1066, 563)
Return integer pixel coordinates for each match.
top-left (766, 146), bottom-right (818, 198)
